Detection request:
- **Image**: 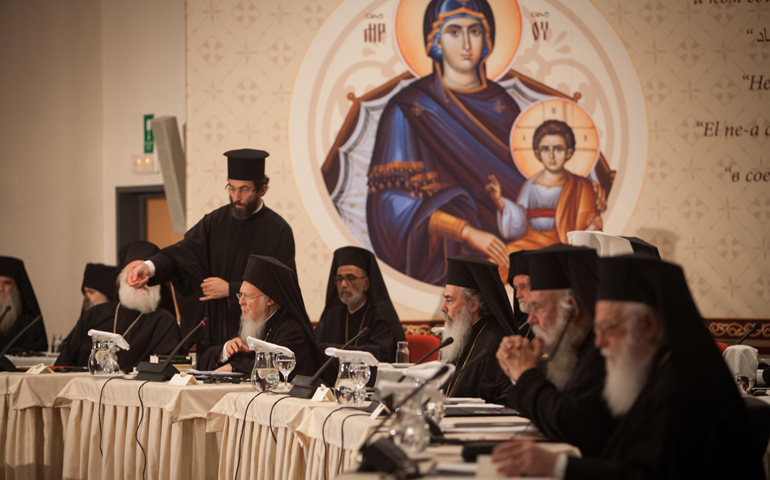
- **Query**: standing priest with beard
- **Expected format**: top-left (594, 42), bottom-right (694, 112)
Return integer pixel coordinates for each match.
top-left (492, 255), bottom-right (763, 479)
top-left (55, 242), bottom-right (181, 370)
top-left (211, 255), bottom-right (326, 381)
top-left (126, 149), bottom-right (296, 370)
top-left (0, 256), bottom-right (47, 352)
top-left (314, 246), bottom-right (405, 362)
top-left (497, 244), bottom-right (614, 457)
top-left (440, 255), bottom-right (518, 404)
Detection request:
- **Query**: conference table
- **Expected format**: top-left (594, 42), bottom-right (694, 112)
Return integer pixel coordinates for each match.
top-left (53, 376), bottom-right (252, 480)
top-left (0, 371), bottom-right (88, 480)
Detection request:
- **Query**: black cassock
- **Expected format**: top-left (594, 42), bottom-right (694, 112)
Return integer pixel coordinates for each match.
top-left (314, 300), bottom-right (404, 363)
top-left (505, 331), bottom-right (615, 457)
top-left (55, 301), bottom-right (181, 371)
top-left (565, 349), bottom-right (763, 479)
top-left (214, 308), bottom-right (323, 381)
top-left (0, 310), bottom-right (48, 353)
top-left (443, 315), bottom-right (511, 404)
top-left (146, 204), bottom-right (295, 368)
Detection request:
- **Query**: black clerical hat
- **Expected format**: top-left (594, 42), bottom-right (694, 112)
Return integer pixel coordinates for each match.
top-left (506, 250), bottom-right (529, 286)
top-left (446, 255), bottom-right (518, 336)
top-left (334, 246), bottom-right (370, 273)
top-left (620, 236), bottom-right (660, 258)
top-left (0, 256), bottom-right (41, 316)
top-left (117, 241), bottom-right (160, 273)
top-left (526, 244), bottom-right (598, 315)
top-left (226, 149), bottom-right (269, 183)
top-left (81, 263), bottom-right (117, 300)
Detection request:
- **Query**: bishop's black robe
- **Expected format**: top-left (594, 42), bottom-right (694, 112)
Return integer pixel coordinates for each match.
top-left (55, 301), bottom-right (181, 371)
top-left (146, 204), bottom-right (295, 369)
top-left (443, 315), bottom-right (511, 404)
top-left (0, 309), bottom-right (48, 353)
top-left (314, 300), bottom-right (405, 363)
top-left (207, 308), bottom-right (324, 381)
top-left (505, 331), bottom-right (614, 457)
top-left (564, 349), bottom-right (764, 479)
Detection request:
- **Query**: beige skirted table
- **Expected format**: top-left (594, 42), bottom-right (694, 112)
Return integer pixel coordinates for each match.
top-left (0, 371), bottom-right (89, 480)
top-left (53, 376), bottom-right (251, 480)
top-left (208, 392), bottom-right (380, 480)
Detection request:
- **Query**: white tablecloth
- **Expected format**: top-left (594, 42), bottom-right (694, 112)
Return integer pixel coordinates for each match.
top-left (208, 393), bottom-right (379, 480)
top-left (0, 372), bottom-right (88, 480)
top-left (54, 377), bottom-right (251, 480)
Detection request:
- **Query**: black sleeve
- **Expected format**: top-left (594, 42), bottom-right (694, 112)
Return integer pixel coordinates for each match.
top-left (148, 215), bottom-right (211, 285)
top-left (507, 348), bottom-right (614, 456)
top-left (274, 222), bottom-right (296, 272)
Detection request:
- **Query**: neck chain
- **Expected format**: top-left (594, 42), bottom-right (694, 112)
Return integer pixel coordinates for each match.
top-left (345, 301), bottom-right (371, 346)
top-left (114, 302), bottom-right (143, 338)
top-left (446, 320), bottom-right (488, 397)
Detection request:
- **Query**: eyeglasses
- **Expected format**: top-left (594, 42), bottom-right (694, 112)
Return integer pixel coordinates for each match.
top-left (594, 317), bottom-right (627, 335)
top-left (333, 275), bottom-right (367, 285)
top-left (225, 184), bottom-right (257, 196)
top-left (236, 292), bottom-right (265, 302)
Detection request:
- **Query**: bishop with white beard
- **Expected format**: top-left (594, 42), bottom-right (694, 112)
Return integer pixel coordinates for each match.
top-left (0, 256), bottom-right (48, 353)
top-left (439, 255), bottom-right (519, 404)
top-left (497, 244), bottom-right (615, 457)
top-left (55, 242), bottom-right (180, 370)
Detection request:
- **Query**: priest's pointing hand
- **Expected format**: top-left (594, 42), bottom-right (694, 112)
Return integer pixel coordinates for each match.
top-left (200, 277), bottom-right (229, 301)
top-left (496, 335), bottom-right (542, 381)
top-left (127, 261), bottom-right (150, 288)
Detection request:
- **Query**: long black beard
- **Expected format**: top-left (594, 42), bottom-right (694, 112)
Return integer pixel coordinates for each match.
top-left (230, 197), bottom-right (259, 220)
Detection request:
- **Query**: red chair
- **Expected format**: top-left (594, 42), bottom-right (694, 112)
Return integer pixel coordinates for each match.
top-left (405, 334), bottom-right (440, 363)
top-left (716, 341), bottom-right (728, 354)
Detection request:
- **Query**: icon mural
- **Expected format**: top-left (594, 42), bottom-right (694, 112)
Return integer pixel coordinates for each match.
top-left (321, 0), bottom-right (615, 285)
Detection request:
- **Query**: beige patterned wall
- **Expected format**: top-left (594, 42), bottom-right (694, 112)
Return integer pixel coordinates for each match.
top-left (187, 0), bottom-right (769, 320)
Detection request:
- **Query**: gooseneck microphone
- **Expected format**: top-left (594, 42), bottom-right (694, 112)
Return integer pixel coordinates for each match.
top-left (135, 318), bottom-right (207, 381)
top-left (736, 322), bottom-right (762, 345)
top-left (289, 326), bottom-right (371, 399)
top-left (0, 315), bottom-right (42, 373)
top-left (0, 306), bottom-right (11, 324)
top-left (396, 337), bottom-right (454, 383)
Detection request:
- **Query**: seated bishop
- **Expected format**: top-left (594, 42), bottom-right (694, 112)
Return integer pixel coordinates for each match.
top-left (80, 262), bottom-right (116, 312)
top-left (212, 255), bottom-right (326, 381)
top-left (55, 241), bottom-right (181, 370)
top-left (507, 250), bottom-right (534, 340)
top-left (498, 244), bottom-right (615, 457)
top-left (440, 255), bottom-right (519, 404)
top-left (314, 246), bottom-right (405, 362)
top-left (492, 255), bottom-right (764, 479)
top-left (0, 256), bottom-right (48, 352)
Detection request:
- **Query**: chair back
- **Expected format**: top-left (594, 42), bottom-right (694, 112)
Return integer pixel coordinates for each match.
top-left (405, 334), bottom-right (440, 363)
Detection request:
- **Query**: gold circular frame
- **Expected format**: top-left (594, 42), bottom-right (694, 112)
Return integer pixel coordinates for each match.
top-left (393, 0), bottom-right (522, 81)
top-left (510, 98), bottom-right (601, 179)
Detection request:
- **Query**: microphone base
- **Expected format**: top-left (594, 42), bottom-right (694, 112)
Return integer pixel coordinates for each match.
top-left (0, 356), bottom-right (19, 373)
top-left (358, 438), bottom-right (419, 477)
top-left (288, 375), bottom-right (323, 399)
top-left (135, 361), bottom-right (179, 382)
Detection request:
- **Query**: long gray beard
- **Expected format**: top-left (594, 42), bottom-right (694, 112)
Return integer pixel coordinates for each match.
top-left (537, 304), bottom-right (584, 392)
top-left (118, 273), bottom-right (161, 314)
top-left (0, 289), bottom-right (22, 334)
top-left (602, 337), bottom-right (655, 417)
top-left (239, 316), bottom-right (267, 343)
top-left (440, 307), bottom-right (473, 364)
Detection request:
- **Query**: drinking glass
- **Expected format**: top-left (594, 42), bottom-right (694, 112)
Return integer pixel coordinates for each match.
top-left (251, 350), bottom-right (280, 392)
top-left (50, 334), bottom-right (62, 354)
top-left (274, 353), bottom-right (296, 391)
top-left (88, 336), bottom-right (105, 375)
top-left (396, 341), bottom-right (410, 364)
top-left (350, 362), bottom-right (371, 406)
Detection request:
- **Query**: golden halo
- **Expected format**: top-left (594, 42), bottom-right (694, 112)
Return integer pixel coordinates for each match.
top-left (510, 99), bottom-right (601, 179)
top-left (393, 0), bottom-right (522, 81)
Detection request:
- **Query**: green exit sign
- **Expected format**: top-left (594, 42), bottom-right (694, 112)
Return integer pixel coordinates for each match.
top-left (144, 114), bottom-right (154, 154)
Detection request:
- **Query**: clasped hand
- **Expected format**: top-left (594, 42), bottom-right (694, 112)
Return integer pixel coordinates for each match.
top-left (496, 335), bottom-right (543, 381)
